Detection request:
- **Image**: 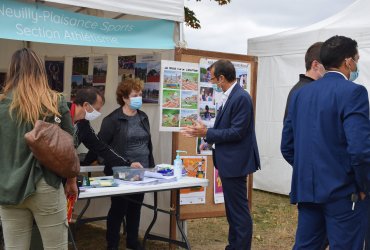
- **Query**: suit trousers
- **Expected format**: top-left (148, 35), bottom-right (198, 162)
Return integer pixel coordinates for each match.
top-left (220, 176), bottom-right (252, 250)
top-left (106, 193), bottom-right (144, 248)
top-left (0, 177), bottom-right (68, 250)
top-left (294, 197), bottom-right (369, 250)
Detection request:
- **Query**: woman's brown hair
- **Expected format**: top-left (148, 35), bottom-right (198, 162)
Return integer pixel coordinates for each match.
top-left (116, 77), bottom-right (143, 106)
top-left (0, 48), bottom-right (60, 125)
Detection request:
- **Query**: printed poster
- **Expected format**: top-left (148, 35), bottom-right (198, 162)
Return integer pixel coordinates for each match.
top-left (117, 54), bottom-right (161, 103)
top-left (196, 137), bottom-right (212, 155)
top-left (92, 57), bottom-right (107, 97)
top-left (196, 58), bottom-right (252, 154)
top-left (137, 54), bottom-right (161, 103)
top-left (70, 74), bottom-right (93, 101)
top-left (214, 168), bottom-right (224, 204)
top-left (45, 60), bottom-right (64, 92)
top-left (118, 55), bottom-right (136, 81)
top-left (71, 57), bottom-right (90, 101)
top-left (72, 57), bottom-right (89, 75)
top-left (160, 60), bottom-right (199, 132)
top-left (180, 156), bottom-right (207, 205)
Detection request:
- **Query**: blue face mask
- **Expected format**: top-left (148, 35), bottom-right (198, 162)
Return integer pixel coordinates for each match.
top-left (349, 59), bottom-right (359, 81)
top-left (129, 96), bottom-right (142, 110)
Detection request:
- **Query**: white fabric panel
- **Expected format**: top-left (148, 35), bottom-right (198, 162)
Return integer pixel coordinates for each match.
top-left (249, 0), bottom-right (370, 195)
top-left (248, 0), bottom-right (370, 56)
top-left (44, 0), bottom-right (184, 22)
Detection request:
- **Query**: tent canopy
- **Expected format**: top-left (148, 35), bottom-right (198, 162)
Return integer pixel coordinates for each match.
top-left (248, 0), bottom-right (370, 57)
top-left (247, 0), bottom-right (370, 195)
top-left (43, 0), bottom-right (184, 22)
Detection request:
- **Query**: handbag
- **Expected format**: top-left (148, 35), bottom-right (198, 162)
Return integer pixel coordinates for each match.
top-left (24, 116), bottom-right (80, 178)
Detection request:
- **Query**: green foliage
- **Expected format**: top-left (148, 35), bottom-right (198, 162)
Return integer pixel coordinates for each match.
top-left (185, 0), bottom-right (231, 29)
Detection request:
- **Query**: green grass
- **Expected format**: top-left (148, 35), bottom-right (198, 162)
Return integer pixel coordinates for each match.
top-left (68, 190), bottom-right (298, 250)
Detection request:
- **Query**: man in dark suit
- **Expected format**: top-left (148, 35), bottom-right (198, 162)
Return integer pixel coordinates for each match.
top-left (181, 60), bottom-right (260, 250)
top-left (281, 35), bottom-right (370, 249)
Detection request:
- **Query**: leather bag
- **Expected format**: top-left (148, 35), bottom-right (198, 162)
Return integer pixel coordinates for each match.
top-left (24, 117), bottom-right (80, 178)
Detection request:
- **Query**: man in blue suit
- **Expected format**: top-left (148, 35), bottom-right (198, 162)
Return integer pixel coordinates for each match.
top-left (181, 60), bottom-right (260, 250)
top-left (281, 35), bottom-right (370, 249)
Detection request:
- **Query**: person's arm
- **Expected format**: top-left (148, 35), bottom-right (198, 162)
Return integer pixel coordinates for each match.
top-left (343, 85), bottom-right (370, 194)
top-left (79, 119), bottom-right (131, 166)
top-left (145, 117), bottom-right (155, 168)
top-left (206, 95), bottom-right (251, 144)
top-left (58, 95), bottom-right (78, 197)
top-left (281, 113), bottom-right (294, 166)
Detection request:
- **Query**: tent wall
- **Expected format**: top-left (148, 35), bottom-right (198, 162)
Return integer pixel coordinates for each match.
top-left (0, 38), bottom-right (173, 236)
top-left (248, 0), bottom-right (370, 195)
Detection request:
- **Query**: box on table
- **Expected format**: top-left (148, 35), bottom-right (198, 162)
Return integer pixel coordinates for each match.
top-left (112, 167), bottom-right (146, 181)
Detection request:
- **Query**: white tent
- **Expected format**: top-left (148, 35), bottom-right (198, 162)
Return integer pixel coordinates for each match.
top-left (36, 0), bottom-right (184, 22)
top-left (247, 0), bottom-right (370, 195)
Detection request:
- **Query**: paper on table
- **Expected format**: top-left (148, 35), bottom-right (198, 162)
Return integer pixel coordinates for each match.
top-left (144, 171), bottom-right (177, 183)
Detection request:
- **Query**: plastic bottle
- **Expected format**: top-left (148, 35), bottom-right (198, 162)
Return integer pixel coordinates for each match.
top-left (174, 150), bottom-right (187, 180)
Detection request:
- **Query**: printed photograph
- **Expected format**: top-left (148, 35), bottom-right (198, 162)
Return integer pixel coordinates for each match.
top-left (199, 103), bottom-right (216, 122)
top-left (45, 61), bottom-right (64, 92)
top-left (181, 72), bottom-right (199, 90)
top-left (200, 66), bottom-right (211, 82)
top-left (162, 89), bottom-right (180, 108)
top-left (92, 57), bottom-right (107, 84)
top-left (134, 63), bottom-right (147, 82)
top-left (72, 57), bottom-right (89, 75)
top-left (180, 109), bottom-right (198, 127)
top-left (146, 61), bottom-right (160, 83)
top-left (196, 137), bottom-right (213, 155)
top-left (162, 109), bottom-right (180, 127)
top-left (199, 86), bottom-right (214, 103)
top-left (181, 91), bottom-right (198, 109)
top-left (143, 82), bottom-right (160, 103)
top-left (118, 55), bottom-right (136, 81)
top-left (163, 70), bottom-right (181, 89)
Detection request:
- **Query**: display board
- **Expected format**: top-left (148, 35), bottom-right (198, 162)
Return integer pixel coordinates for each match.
top-left (170, 48), bottom-right (259, 222)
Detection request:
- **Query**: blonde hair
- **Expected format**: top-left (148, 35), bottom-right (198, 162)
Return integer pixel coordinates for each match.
top-left (0, 48), bottom-right (60, 125)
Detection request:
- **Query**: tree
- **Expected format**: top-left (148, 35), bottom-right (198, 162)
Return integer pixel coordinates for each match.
top-left (185, 0), bottom-right (231, 29)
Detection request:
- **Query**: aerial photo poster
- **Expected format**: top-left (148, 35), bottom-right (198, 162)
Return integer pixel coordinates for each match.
top-left (159, 60), bottom-right (199, 132)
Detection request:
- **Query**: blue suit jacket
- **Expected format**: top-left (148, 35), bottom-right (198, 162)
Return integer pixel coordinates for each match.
top-left (281, 72), bottom-right (370, 204)
top-left (206, 84), bottom-right (260, 178)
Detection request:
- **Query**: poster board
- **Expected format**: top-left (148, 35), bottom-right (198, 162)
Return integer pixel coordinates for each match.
top-left (171, 48), bottom-right (258, 220)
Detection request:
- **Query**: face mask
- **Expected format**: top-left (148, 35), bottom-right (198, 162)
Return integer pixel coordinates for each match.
top-left (213, 81), bottom-right (223, 93)
top-left (349, 59), bottom-right (359, 81)
top-left (129, 96), bottom-right (142, 110)
top-left (214, 86), bottom-right (223, 93)
top-left (318, 63), bottom-right (326, 79)
top-left (85, 104), bottom-right (101, 121)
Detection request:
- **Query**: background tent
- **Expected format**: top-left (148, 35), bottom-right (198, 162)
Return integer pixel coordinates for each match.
top-left (247, 0), bottom-right (370, 195)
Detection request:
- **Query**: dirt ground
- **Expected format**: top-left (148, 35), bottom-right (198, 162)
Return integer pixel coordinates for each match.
top-left (69, 190), bottom-right (298, 250)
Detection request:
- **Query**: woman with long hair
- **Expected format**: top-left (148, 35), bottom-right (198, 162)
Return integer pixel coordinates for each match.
top-left (0, 48), bottom-right (77, 249)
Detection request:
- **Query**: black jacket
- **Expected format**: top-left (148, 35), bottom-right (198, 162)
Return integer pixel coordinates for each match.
top-left (76, 119), bottom-right (131, 167)
top-left (67, 102), bottom-right (131, 167)
top-left (86, 107), bottom-right (155, 176)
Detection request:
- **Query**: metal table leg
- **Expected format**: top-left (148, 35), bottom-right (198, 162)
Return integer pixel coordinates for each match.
top-left (142, 190), bottom-right (191, 250)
